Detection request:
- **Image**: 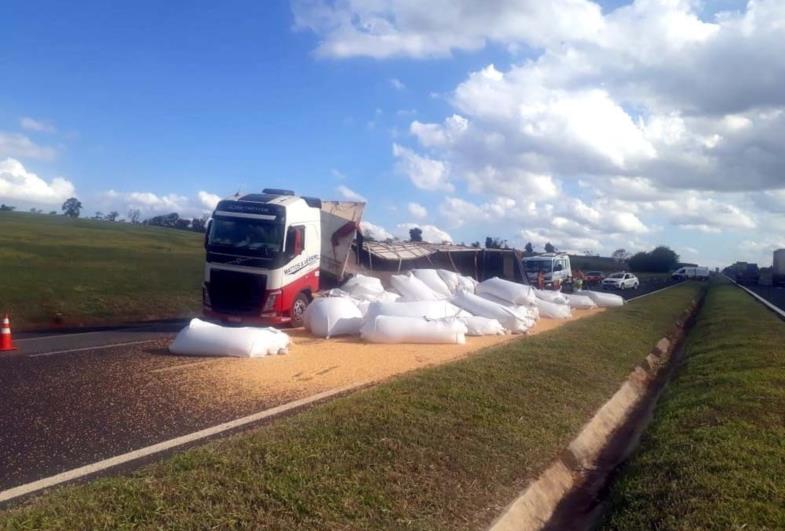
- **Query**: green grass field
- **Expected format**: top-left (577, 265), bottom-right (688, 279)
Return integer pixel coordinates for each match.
top-left (0, 283), bottom-right (701, 529)
top-left (601, 280), bottom-right (785, 529)
top-left (0, 212), bottom-right (204, 330)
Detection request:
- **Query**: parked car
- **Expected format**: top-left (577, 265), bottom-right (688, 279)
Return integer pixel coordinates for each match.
top-left (602, 272), bottom-right (639, 290)
top-left (584, 270), bottom-right (605, 283)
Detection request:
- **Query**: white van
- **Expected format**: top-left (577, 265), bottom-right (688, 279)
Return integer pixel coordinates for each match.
top-left (522, 253), bottom-right (572, 287)
top-left (672, 266), bottom-right (709, 280)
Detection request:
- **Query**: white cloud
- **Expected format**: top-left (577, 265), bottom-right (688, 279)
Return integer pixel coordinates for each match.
top-left (20, 117), bottom-right (56, 134)
top-left (389, 78), bottom-right (405, 90)
top-left (0, 157), bottom-right (75, 205)
top-left (292, 0), bottom-right (605, 59)
top-left (0, 132), bottom-right (57, 160)
top-left (360, 220), bottom-right (393, 241)
top-left (198, 191), bottom-right (221, 210)
top-left (392, 143), bottom-right (452, 191)
top-left (396, 223), bottom-right (453, 243)
top-left (331, 168), bottom-right (347, 180)
top-left (336, 184), bottom-right (367, 202)
top-left (407, 202), bottom-right (427, 219)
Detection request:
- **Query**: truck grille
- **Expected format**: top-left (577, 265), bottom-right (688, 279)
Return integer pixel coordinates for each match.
top-left (207, 269), bottom-right (267, 315)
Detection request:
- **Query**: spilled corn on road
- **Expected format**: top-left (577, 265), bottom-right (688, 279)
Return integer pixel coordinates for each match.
top-left (0, 310), bottom-right (606, 499)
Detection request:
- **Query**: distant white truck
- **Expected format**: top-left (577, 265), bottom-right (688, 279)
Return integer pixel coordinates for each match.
top-left (672, 266), bottom-right (710, 281)
top-left (671, 266), bottom-right (709, 280)
top-left (202, 189), bottom-right (364, 327)
top-left (522, 253), bottom-right (572, 288)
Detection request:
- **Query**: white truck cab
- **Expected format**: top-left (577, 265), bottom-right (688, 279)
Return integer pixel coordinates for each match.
top-left (522, 253), bottom-right (572, 288)
top-left (202, 189), bottom-right (364, 327)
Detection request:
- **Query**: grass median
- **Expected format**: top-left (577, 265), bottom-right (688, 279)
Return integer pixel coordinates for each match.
top-left (0, 283), bottom-right (701, 529)
top-left (601, 280), bottom-right (785, 529)
top-left (0, 212), bottom-right (203, 330)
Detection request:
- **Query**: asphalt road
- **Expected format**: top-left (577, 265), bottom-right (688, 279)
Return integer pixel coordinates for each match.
top-left (570, 275), bottom-right (684, 300)
top-left (744, 284), bottom-right (785, 312)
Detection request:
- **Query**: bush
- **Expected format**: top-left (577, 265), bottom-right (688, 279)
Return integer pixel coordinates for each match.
top-left (628, 246), bottom-right (679, 273)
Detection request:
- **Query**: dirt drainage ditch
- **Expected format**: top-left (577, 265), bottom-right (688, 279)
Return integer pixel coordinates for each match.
top-left (490, 293), bottom-right (705, 531)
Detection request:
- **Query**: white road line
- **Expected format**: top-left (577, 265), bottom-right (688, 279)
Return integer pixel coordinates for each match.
top-left (725, 276), bottom-right (785, 320)
top-left (16, 330), bottom-right (114, 343)
top-left (27, 339), bottom-right (161, 358)
top-left (625, 281), bottom-right (683, 303)
top-left (0, 382), bottom-right (366, 504)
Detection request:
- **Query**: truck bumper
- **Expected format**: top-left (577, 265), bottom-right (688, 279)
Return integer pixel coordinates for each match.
top-left (202, 308), bottom-right (291, 327)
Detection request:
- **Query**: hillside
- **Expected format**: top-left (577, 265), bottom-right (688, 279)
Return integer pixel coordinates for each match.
top-left (0, 212), bottom-right (204, 331)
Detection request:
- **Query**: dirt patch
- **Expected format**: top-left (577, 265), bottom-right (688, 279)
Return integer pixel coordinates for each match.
top-left (158, 309), bottom-right (604, 410)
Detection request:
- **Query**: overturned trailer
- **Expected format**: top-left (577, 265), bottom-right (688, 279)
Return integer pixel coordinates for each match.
top-left (351, 240), bottom-right (528, 284)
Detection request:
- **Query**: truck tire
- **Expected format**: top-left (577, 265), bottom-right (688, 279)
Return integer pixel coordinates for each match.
top-left (290, 292), bottom-right (310, 328)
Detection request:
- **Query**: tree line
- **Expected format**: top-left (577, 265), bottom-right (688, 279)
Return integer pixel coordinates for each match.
top-left (0, 197), bottom-right (209, 233)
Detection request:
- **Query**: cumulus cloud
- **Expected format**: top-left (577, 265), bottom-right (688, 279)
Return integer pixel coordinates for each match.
top-left (292, 0), bottom-right (604, 58)
top-left (0, 158), bottom-right (75, 205)
top-left (389, 78), bottom-right (405, 90)
top-left (360, 220), bottom-right (393, 241)
top-left (198, 191), bottom-right (221, 210)
top-left (336, 184), bottom-right (367, 202)
top-left (392, 143), bottom-right (453, 192)
top-left (396, 223), bottom-right (453, 243)
top-left (0, 132), bottom-right (57, 160)
top-left (20, 117), bottom-right (56, 134)
top-left (407, 202), bottom-right (427, 219)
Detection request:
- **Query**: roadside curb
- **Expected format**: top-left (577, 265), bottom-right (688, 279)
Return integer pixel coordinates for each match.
top-left (724, 275), bottom-right (785, 321)
top-left (490, 295), bottom-right (703, 531)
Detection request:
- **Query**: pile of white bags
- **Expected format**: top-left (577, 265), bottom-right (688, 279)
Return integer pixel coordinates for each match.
top-left (411, 269), bottom-right (453, 298)
top-left (340, 274), bottom-right (388, 301)
top-left (584, 290), bottom-right (625, 308)
top-left (390, 274), bottom-right (443, 301)
top-left (360, 316), bottom-right (467, 344)
top-left (477, 277), bottom-right (537, 306)
top-left (534, 297), bottom-right (572, 319)
top-left (451, 290), bottom-right (534, 334)
top-left (169, 319), bottom-right (290, 357)
top-left (303, 297), bottom-right (364, 338)
top-left (564, 292), bottom-right (598, 309)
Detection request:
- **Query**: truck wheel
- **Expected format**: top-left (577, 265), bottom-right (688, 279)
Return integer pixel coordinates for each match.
top-left (290, 293), bottom-right (310, 328)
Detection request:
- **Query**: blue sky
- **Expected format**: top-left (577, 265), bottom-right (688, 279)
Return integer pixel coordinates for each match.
top-left (1, 0), bottom-right (783, 267)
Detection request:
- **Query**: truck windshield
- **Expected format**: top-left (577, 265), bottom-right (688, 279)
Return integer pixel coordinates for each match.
top-left (523, 260), bottom-right (553, 272)
top-left (207, 216), bottom-right (283, 256)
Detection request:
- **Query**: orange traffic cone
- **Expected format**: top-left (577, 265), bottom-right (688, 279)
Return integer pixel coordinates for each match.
top-left (1, 314), bottom-right (16, 351)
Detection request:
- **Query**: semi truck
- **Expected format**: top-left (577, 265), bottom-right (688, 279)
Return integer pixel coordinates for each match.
top-left (773, 249), bottom-right (785, 287)
top-left (202, 189), bottom-right (364, 327)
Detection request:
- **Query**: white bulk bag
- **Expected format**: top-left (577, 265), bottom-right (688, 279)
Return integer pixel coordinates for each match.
top-left (476, 277), bottom-right (537, 305)
top-left (365, 300), bottom-right (465, 321)
top-left (303, 297), bottom-right (364, 338)
top-left (564, 293), bottom-right (598, 309)
top-left (452, 290), bottom-right (533, 333)
top-left (169, 319), bottom-right (291, 357)
top-left (457, 274), bottom-right (479, 293)
top-left (412, 269), bottom-right (453, 298)
top-left (341, 274), bottom-right (385, 300)
top-left (390, 274), bottom-right (443, 301)
top-left (360, 316), bottom-right (467, 344)
top-left (534, 297), bottom-right (572, 319)
top-left (534, 288), bottom-right (569, 305)
top-left (436, 269), bottom-right (462, 294)
top-left (584, 290), bottom-right (624, 308)
top-left (461, 315), bottom-right (507, 336)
